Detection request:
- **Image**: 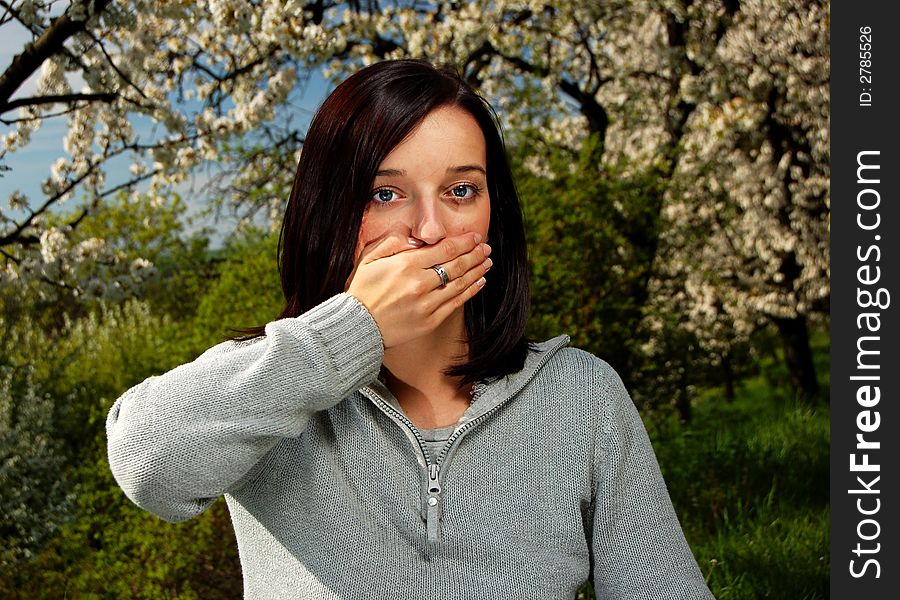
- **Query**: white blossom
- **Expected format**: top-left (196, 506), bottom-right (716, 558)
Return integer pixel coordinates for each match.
top-left (39, 228), bottom-right (68, 264)
top-left (1, 0), bottom-right (828, 328)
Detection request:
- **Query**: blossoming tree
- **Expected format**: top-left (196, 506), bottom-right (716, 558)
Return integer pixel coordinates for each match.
top-left (0, 0), bottom-right (828, 397)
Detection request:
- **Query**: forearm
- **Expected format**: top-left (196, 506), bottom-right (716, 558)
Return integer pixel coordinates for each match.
top-left (106, 293), bottom-right (383, 522)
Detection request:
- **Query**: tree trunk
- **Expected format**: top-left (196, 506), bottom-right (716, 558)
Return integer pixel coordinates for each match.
top-left (772, 314), bottom-right (820, 400)
top-left (721, 351), bottom-right (735, 401)
top-left (675, 362), bottom-right (692, 423)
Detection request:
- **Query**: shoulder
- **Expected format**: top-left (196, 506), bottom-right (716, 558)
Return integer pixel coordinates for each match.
top-left (195, 335), bottom-right (266, 361)
top-left (539, 343), bottom-right (627, 397)
top-left (528, 340), bottom-right (642, 463)
top-left (539, 343), bottom-right (652, 468)
top-left (537, 342), bottom-right (636, 424)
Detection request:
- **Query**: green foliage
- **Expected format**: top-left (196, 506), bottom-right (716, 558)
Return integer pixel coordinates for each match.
top-left (2, 452), bottom-right (240, 599)
top-left (0, 297), bottom-right (243, 597)
top-left (0, 300), bottom-right (176, 572)
top-left (68, 193), bottom-right (191, 263)
top-left (514, 134), bottom-right (663, 382)
top-left (65, 193), bottom-right (218, 320)
top-left (1, 193), bottom-right (215, 331)
top-left (191, 227), bottom-right (283, 347)
top-left (0, 228), bottom-right (284, 596)
top-left (5, 302), bottom-right (185, 453)
top-left (0, 191), bottom-right (215, 574)
top-left (0, 364), bottom-right (75, 567)
top-left (511, 130), bottom-right (771, 419)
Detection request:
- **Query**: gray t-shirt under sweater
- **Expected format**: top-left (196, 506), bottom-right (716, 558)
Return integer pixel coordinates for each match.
top-left (420, 422), bottom-right (457, 462)
top-left (374, 376), bottom-right (470, 464)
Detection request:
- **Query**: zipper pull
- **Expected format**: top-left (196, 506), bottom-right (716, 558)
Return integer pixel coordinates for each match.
top-left (428, 463), bottom-right (441, 494)
top-left (426, 463), bottom-right (441, 544)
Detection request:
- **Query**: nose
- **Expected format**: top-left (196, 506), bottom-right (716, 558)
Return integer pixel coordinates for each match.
top-left (410, 198), bottom-right (447, 245)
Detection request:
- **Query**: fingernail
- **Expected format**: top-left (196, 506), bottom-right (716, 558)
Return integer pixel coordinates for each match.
top-left (476, 277), bottom-right (486, 287)
top-left (483, 258), bottom-right (493, 270)
top-left (473, 233), bottom-right (483, 243)
top-left (482, 243), bottom-right (492, 256)
top-left (408, 237), bottom-right (423, 246)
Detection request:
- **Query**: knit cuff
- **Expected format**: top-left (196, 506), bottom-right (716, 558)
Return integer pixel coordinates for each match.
top-left (274, 293), bottom-right (384, 399)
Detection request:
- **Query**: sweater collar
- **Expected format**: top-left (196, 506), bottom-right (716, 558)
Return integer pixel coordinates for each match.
top-left (361, 334), bottom-right (571, 425)
top-left (464, 334), bottom-right (570, 422)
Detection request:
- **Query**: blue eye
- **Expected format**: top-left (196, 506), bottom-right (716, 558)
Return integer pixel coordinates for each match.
top-left (450, 184), bottom-right (477, 199)
top-left (372, 189), bottom-right (396, 203)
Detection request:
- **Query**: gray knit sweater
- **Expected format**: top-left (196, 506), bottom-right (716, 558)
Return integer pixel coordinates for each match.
top-left (106, 293), bottom-right (714, 599)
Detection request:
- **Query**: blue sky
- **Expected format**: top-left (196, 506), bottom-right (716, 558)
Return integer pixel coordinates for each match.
top-left (1, 21), bottom-right (332, 247)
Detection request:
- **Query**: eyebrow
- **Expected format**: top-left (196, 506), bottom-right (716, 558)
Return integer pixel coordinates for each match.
top-left (375, 165), bottom-right (487, 177)
top-left (450, 165), bottom-right (487, 176)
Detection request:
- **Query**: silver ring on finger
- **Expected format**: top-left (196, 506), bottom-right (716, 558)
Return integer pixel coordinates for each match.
top-left (430, 264), bottom-right (450, 286)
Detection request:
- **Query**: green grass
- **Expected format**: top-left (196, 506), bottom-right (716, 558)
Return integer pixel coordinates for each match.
top-left (646, 362), bottom-right (830, 599)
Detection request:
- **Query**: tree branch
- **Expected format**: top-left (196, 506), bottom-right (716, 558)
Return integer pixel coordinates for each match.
top-left (84, 29), bottom-right (148, 100)
top-left (0, 0), bottom-right (114, 110)
top-left (494, 48), bottom-right (610, 140)
top-left (1, 102), bottom-right (94, 125)
top-left (192, 53), bottom-right (273, 87)
top-left (0, 0), bottom-right (46, 35)
top-left (1, 247), bottom-right (22, 264)
top-left (1, 92), bottom-right (117, 114)
top-left (0, 164), bottom-right (103, 248)
top-left (0, 165), bottom-right (161, 249)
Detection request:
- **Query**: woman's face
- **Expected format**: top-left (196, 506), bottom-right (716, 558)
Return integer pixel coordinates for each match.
top-left (356, 105), bottom-right (491, 259)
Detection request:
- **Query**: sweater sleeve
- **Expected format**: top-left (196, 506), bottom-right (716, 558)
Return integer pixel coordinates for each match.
top-left (106, 293), bottom-right (384, 523)
top-left (590, 363), bottom-right (714, 599)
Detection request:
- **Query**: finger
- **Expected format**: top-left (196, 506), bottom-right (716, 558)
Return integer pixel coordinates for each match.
top-left (410, 232), bottom-right (483, 268)
top-left (424, 253), bottom-right (492, 310)
top-left (428, 272), bottom-right (488, 326)
top-left (345, 232), bottom-right (422, 290)
top-left (357, 231), bottom-right (424, 265)
top-left (428, 242), bottom-right (492, 289)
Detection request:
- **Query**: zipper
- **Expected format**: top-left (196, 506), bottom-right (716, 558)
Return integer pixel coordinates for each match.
top-left (426, 463), bottom-right (441, 543)
top-left (361, 383), bottom-right (487, 546)
top-left (359, 389), bottom-right (443, 544)
top-left (366, 392), bottom-right (431, 466)
top-left (434, 342), bottom-right (563, 466)
top-left (359, 336), bottom-right (567, 548)
top-left (433, 382), bottom-right (490, 466)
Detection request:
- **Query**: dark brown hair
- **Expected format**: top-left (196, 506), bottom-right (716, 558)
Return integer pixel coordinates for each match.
top-left (242, 59), bottom-right (530, 384)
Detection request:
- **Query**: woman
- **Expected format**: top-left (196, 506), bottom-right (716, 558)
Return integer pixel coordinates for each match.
top-left (107, 60), bottom-right (714, 599)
